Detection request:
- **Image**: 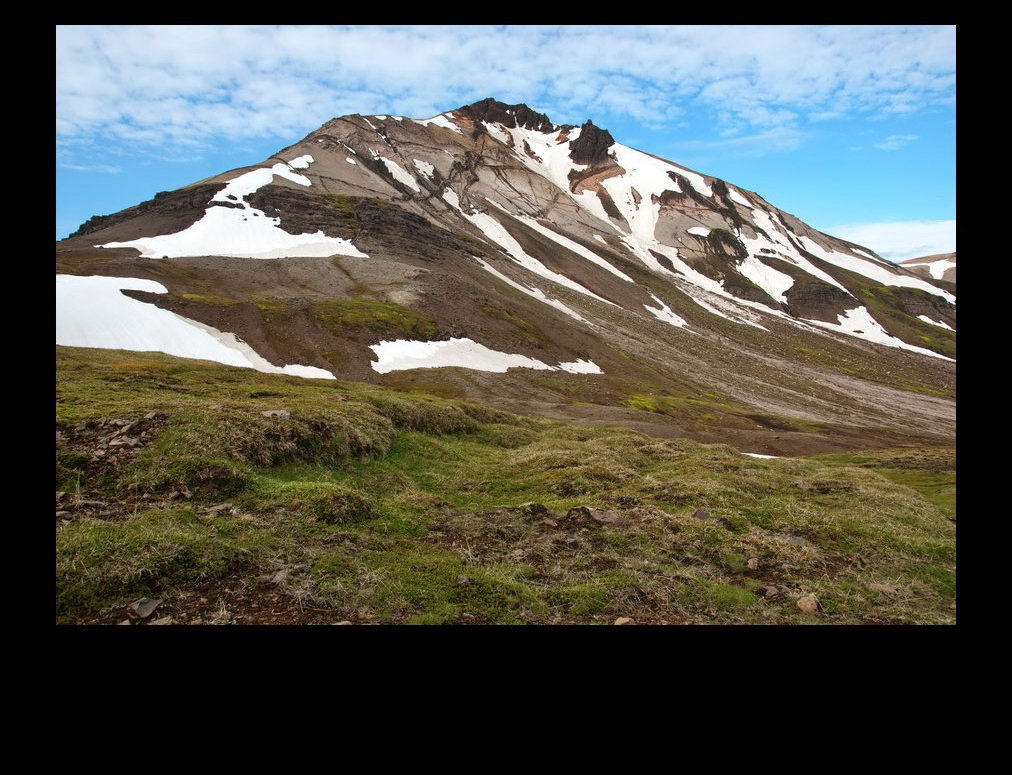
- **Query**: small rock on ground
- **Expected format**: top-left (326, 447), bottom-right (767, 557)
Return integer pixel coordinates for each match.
top-left (796, 595), bottom-right (820, 614)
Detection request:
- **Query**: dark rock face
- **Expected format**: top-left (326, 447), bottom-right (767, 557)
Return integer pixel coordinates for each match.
top-left (67, 184), bottom-right (223, 239)
top-left (246, 187), bottom-right (357, 240)
top-left (595, 187), bottom-right (626, 223)
top-left (457, 98), bottom-right (553, 132)
top-left (892, 288), bottom-right (956, 319)
top-left (568, 120), bottom-right (615, 165)
top-left (722, 273), bottom-right (782, 308)
top-left (706, 229), bottom-right (748, 261)
top-left (246, 187), bottom-right (488, 264)
top-left (785, 280), bottom-right (856, 322)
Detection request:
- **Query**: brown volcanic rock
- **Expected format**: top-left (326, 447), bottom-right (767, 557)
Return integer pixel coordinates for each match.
top-left (457, 97), bottom-right (554, 132)
top-left (568, 120), bottom-right (615, 165)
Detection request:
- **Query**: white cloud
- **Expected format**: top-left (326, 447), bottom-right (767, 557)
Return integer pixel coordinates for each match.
top-left (827, 219), bottom-right (955, 261)
top-left (873, 134), bottom-right (919, 151)
top-left (56, 25), bottom-right (956, 154)
top-left (58, 162), bottom-right (121, 173)
top-left (674, 127), bottom-right (809, 157)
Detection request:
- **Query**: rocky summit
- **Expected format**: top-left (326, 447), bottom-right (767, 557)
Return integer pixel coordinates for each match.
top-left (55, 98), bottom-right (956, 625)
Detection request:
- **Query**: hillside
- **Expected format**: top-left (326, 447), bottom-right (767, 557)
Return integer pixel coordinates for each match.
top-left (56, 347), bottom-right (955, 625)
top-left (900, 252), bottom-right (956, 286)
top-left (54, 98), bottom-right (957, 624)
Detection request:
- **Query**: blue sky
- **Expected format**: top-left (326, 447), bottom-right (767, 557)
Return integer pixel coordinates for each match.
top-left (56, 25), bottom-right (956, 260)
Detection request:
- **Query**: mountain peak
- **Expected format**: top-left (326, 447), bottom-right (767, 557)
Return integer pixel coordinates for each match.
top-left (456, 97), bottom-right (555, 132)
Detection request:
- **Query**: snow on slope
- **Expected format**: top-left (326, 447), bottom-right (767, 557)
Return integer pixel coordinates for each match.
top-left (905, 258), bottom-right (956, 280)
top-left (500, 132), bottom-right (778, 331)
top-left (644, 293), bottom-right (689, 328)
top-left (442, 189), bottom-right (613, 308)
top-left (794, 235), bottom-right (955, 303)
top-left (472, 121), bottom-right (955, 359)
top-left (918, 315), bottom-right (955, 331)
top-left (741, 207), bottom-right (848, 291)
top-left (369, 151), bottom-right (421, 191)
top-left (485, 200), bottom-right (634, 282)
top-left (480, 122), bottom-right (792, 329)
top-left (100, 157), bottom-right (367, 260)
top-left (369, 337), bottom-right (602, 375)
top-left (413, 159), bottom-right (435, 178)
top-left (471, 257), bottom-right (588, 323)
top-left (415, 113), bottom-right (463, 134)
top-left (736, 253), bottom-right (796, 305)
top-left (807, 306), bottom-right (953, 361)
top-left (56, 275), bottom-right (335, 379)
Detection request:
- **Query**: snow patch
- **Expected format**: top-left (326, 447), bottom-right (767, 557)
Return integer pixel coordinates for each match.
top-left (486, 201), bottom-right (633, 283)
top-left (369, 337), bottom-right (602, 375)
top-left (443, 189), bottom-right (613, 306)
top-left (416, 113), bottom-right (463, 134)
top-left (472, 256), bottom-right (588, 323)
top-left (100, 157), bottom-right (366, 260)
top-left (728, 188), bottom-right (752, 207)
top-left (736, 254), bottom-right (796, 305)
top-left (412, 159), bottom-right (435, 178)
top-left (807, 305), bottom-right (953, 360)
top-left (558, 359), bottom-right (604, 374)
top-left (687, 226), bottom-right (711, 237)
top-left (377, 156), bottom-right (420, 192)
top-left (917, 315), bottom-right (955, 331)
top-left (905, 259), bottom-right (956, 280)
top-left (482, 122), bottom-right (512, 144)
top-left (56, 275), bottom-right (335, 379)
top-left (644, 293), bottom-right (689, 328)
top-left (743, 208), bottom-right (848, 291)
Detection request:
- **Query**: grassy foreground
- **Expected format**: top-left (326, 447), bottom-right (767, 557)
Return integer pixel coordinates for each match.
top-left (55, 347), bottom-right (956, 625)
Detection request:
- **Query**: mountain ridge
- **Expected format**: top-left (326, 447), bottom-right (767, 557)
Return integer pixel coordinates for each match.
top-left (55, 97), bottom-right (955, 456)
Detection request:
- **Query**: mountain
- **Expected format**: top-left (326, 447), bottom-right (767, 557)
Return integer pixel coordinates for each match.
top-left (55, 98), bottom-right (957, 625)
top-left (56, 99), bottom-right (955, 455)
top-left (900, 252), bottom-right (956, 286)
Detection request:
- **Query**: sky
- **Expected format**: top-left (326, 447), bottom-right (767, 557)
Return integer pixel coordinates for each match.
top-left (55, 25), bottom-right (956, 261)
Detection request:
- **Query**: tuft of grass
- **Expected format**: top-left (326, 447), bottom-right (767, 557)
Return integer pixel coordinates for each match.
top-left (304, 489), bottom-right (373, 524)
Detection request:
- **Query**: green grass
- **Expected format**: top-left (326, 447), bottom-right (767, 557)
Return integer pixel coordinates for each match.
top-left (813, 448), bottom-right (955, 521)
top-left (311, 298), bottom-right (439, 340)
top-left (172, 293), bottom-right (242, 307)
top-left (55, 347), bottom-right (956, 625)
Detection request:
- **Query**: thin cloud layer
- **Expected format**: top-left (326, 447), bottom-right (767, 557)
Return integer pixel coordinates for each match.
top-left (57, 25), bottom-right (956, 155)
top-left (873, 134), bottom-right (919, 151)
top-left (828, 220), bottom-right (956, 262)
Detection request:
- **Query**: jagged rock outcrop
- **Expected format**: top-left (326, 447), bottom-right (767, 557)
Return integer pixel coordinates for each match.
top-left (458, 97), bottom-right (554, 132)
top-left (568, 120), bottom-right (615, 165)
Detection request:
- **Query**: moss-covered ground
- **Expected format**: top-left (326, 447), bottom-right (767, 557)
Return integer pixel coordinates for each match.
top-left (55, 347), bottom-right (956, 625)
